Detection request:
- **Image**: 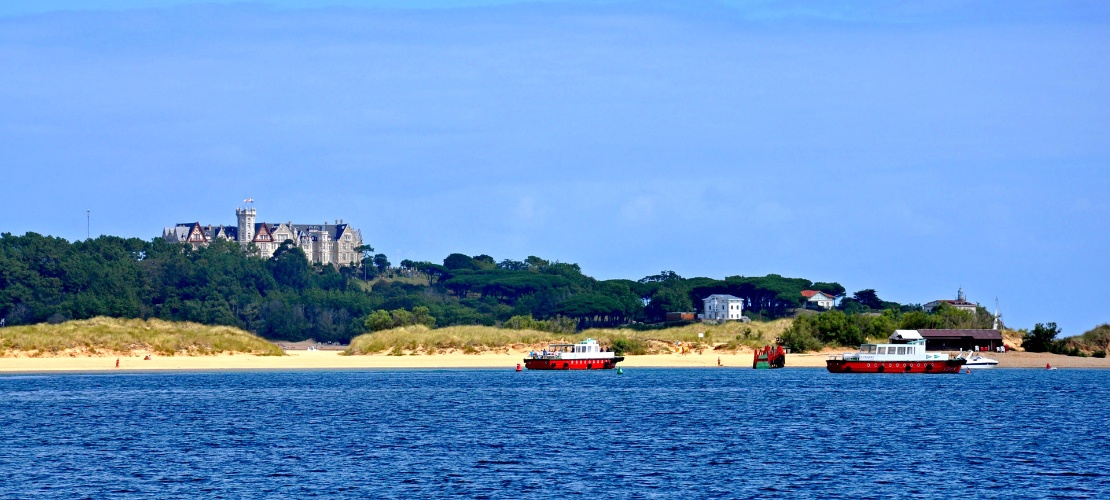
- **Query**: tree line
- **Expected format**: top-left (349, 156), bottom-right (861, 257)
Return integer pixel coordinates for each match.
top-left (1, 232), bottom-right (961, 344)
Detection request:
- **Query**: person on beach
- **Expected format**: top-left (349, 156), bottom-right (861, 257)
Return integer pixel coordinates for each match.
top-left (115, 358), bottom-right (119, 368)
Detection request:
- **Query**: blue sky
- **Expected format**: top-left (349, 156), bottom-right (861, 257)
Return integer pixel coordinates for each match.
top-left (2, 1), bottom-right (1108, 336)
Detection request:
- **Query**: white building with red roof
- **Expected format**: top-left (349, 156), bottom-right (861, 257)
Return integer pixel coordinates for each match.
top-left (801, 290), bottom-right (835, 310)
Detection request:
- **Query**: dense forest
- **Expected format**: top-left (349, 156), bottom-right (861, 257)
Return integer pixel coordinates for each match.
top-left (0, 232), bottom-right (989, 344)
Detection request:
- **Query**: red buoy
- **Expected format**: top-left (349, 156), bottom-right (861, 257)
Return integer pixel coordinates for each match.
top-left (515, 363), bottom-right (522, 372)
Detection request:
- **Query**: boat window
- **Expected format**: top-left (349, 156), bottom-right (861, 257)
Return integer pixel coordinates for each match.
top-left (877, 347), bottom-right (886, 355)
top-left (897, 347), bottom-right (906, 355)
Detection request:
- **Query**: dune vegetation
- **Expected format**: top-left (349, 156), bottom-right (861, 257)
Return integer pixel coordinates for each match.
top-left (343, 319), bottom-right (792, 356)
top-left (0, 317), bottom-right (284, 357)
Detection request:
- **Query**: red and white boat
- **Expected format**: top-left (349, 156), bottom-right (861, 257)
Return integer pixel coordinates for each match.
top-left (826, 330), bottom-right (966, 374)
top-left (524, 338), bottom-right (624, 370)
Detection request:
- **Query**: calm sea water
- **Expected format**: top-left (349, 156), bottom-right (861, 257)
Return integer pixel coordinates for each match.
top-left (1, 368), bottom-right (1107, 499)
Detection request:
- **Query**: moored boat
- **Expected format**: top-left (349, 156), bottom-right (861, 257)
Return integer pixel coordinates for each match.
top-left (958, 351), bottom-right (1000, 369)
top-left (524, 338), bottom-right (624, 370)
top-left (826, 330), bottom-right (965, 374)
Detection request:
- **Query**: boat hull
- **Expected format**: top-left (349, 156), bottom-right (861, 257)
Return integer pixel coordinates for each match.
top-left (826, 359), bottom-right (966, 374)
top-left (524, 357), bottom-right (624, 370)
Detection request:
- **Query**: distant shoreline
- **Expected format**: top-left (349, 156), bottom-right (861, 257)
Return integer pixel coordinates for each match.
top-left (0, 349), bottom-right (1106, 373)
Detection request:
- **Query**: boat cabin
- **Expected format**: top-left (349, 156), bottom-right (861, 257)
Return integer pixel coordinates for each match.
top-left (841, 330), bottom-right (951, 362)
top-left (531, 338), bottom-right (613, 360)
top-left (852, 342), bottom-right (925, 360)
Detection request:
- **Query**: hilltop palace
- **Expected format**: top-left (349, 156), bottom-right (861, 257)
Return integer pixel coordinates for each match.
top-left (162, 202), bottom-right (363, 266)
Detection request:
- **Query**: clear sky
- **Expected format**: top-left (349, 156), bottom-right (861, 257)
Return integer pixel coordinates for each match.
top-left (2, 1), bottom-right (1108, 336)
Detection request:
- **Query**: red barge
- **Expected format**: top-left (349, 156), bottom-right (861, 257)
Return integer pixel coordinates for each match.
top-left (826, 330), bottom-right (965, 374)
top-left (753, 343), bottom-right (786, 369)
top-left (524, 338), bottom-right (624, 370)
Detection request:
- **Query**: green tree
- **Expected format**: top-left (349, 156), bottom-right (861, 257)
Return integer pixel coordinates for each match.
top-left (412, 306), bottom-right (436, 328)
top-left (415, 262), bottom-right (450, 285)
top-left (814, 309), bottom-right (864, 346)
top-left (356, 244), bottom-right (376, 280)
top-left (497, 259), bottom-right (528, 271)
top-left (524, 256), bottom-right (550, 270)
top-left (813, 281), bottom-right (846, 298)
top-left (644, 288), bottom-right (694, 321)
top-left (389, 308), bottom-right (414, 327)
top-left (503, 314), bottom-right (542, 330)
top-left (444, 253), bottom-right (479, 270)
top-left (1023, 322), bottom-right (1061, 352)
top-left (268, 242), bottom-right (312, 290)
top-left (781, 316), bottom-right (823, 353)
top-left (852, 289), bottom-right (883, 310)
top-left (365, 309), bottom-right (393, 332)
top-left (472, 255), bottom-right (496, 270)
top-left (898, 311), bottom-right (944, 330)
top-left (373, 254), bottom-right (391, 274)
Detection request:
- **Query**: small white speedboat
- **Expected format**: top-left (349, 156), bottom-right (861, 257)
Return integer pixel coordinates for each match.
top-left (958, 351), bottom-right (999, 369)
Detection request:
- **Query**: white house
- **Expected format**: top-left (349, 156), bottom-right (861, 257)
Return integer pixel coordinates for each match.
top-left (801, 290), bottom-right (835, 310)
top-left (700, 294), bottom-right (745, 322)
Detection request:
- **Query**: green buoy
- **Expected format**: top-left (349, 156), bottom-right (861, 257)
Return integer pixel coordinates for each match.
top-left (617, 367), bottom-right (623, 375)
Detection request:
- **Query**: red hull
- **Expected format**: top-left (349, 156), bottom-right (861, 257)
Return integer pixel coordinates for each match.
top-left (524, 357), bottom-right (624, 370)
top-left (826, 359), bottom-right (966, 374)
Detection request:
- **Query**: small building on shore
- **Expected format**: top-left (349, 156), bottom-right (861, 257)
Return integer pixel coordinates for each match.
top-left (918, 329), bottom-right (1004, 351)
top-left (665, 312), bottom-right (696, 322)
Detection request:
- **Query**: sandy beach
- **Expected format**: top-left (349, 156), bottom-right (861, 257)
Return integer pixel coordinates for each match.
top-left (1, 347), bottom-right (1107, 372)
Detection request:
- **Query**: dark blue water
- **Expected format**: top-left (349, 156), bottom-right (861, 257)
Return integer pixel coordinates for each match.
top-left (1, 368), bottom-right (1107, 499)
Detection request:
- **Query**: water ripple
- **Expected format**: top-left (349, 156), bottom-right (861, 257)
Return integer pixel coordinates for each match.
top-left (1, 369), bottom-right (1108, 498)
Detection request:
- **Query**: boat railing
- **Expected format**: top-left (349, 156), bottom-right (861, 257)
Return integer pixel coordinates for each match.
top-left (529, 352), bottom-right (564, 360)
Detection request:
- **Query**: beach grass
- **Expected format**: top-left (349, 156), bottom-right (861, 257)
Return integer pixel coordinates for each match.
top-left (343, 319), bottom-right (792, 355)
top-left (0, 317), bottom-right (284, 357)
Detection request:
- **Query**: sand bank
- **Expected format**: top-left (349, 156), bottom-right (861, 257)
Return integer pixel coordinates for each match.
top-left (1, 347), bottom-right (1107, 373)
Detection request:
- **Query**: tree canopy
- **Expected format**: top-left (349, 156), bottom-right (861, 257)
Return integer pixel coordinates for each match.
top-left (0, 231), bottom-right (972, 344)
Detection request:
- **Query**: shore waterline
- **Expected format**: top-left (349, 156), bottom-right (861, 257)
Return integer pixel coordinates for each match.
top-left (0, 348), bottom-right (1107, 372)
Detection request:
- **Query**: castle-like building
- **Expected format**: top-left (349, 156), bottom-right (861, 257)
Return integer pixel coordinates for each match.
top-left (163, 205), bottom-right (364, 267)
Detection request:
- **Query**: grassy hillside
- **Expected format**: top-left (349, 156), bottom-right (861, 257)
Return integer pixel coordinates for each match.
top-left (344, 319), bottom-right (792, 356)
top-left (0, 317), bottom-right (284, 357)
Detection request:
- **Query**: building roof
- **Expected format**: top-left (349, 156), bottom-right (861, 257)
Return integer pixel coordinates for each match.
top-left (703, 294), bottom-right (743, 301)
top-left (801, 290), bottom-right (833, 300)
top-left (917, 329), bottom-right (1002, 340)
top-left (889, 330), bottom-right (923, 342)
